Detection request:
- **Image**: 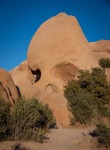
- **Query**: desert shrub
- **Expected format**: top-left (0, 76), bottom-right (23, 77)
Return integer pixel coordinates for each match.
top-left (0, 98), bottom-right (10, 141)
top-left (78, 68), bottom-right (110, 105)
top-left (69, 90), bottom-right (94, 124)
top-left (95, 122), bottom-right (110, 147)
top-left (64, 80), bottom-right (95, 124)
top-left (11, 143), bottom-right (30, 150)
top-left (99, 58), bottom-right (110, 68)
top-left (9, 98), bottom-right (56, 142)
top-left (0, 97), bottom-right (56, 142)
top-left (64, 67), bottom-right (110, 124)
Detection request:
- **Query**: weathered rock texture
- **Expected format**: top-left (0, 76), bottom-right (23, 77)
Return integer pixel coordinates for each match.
top-left (10, 13), bottom-right (110, 126)
top-left (10, 60), bottom-right (38, 99)
top-left (10, 61), bottom-right (71, 126)
top-left (27, 13), bottom-right (99, 93)
top-left (89, 40), bottom-right (110, 53)
top-left (89, 40), bottom-right (110, 62)
top-left (89, 40), bottom-right (110, 81)
top-left (0, 68), bottom-right (19, 103)
top-left (89, 40), bottom-right (110, 61)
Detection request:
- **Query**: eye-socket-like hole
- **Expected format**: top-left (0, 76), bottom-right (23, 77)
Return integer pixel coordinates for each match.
top-left (31, 69), bottom-right (41, 82)
top-left (52, 62), bottom-right (78, 81)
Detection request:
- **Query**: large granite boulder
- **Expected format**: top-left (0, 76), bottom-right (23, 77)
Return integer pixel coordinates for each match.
top-left (27, 13), bottom-right (99, 93)
top-left (11, 13), bottom-right (106, 126)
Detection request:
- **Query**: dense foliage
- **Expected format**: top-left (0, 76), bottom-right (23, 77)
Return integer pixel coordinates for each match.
top-left (64, 67), bottom-right (110, 124)
top-left (0, 98), bottom-right (56, 142)
top-left (0, 99), bottom-right (10, 141)
top-left (99, 58), bottom-right (110, 68)
top-left (96, 122), bottom-right (110, 148)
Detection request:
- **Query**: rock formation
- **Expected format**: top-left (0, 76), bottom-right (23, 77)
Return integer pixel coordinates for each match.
top-left (89, 40), bottom-right (110, 81)
top-left (0, 68), bottom-right (19, 104)
top-left (89, 40), bottom-right (110, 61)
top-left (8, 13), bottom-right (110, 126)
top-left (27, 13), bottom-right (99, 93)
top-left (10, 61), bottom-right (71, 126)
top-left (89, 40), bottom-right (110, 53)
top-left (10, 60), bottom-right (38, 99)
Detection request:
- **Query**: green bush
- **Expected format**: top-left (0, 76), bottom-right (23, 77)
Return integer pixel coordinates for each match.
top-left (69, 91), bottom-right (94, 124)
top-left (0, 97), bottom-right (56, 142)
top-left (0, 98), bottom-right (10, 141)
top-left (78, 68), bottom-right (110, 105)
top-left (64, 67), bottom-right (110, 124)
top-left (9, 98), bottom-right (56, 142)
top-left (99, 58), bottom-right (110, 68)
top-left (64, 80), bottom-right (96, 124)
top-left (96, 122), bottom-right (110, 147)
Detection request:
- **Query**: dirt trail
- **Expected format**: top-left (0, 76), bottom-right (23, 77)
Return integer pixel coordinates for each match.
top-left (0, 126), bottom-right (94, 150)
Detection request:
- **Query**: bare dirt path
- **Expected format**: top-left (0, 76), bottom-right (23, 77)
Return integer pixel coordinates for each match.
top-left (0, 126), bottom-right (95, 150)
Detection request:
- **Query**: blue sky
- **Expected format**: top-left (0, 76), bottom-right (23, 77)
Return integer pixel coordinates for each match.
top-left (0, 0), bottom-right (110, 71)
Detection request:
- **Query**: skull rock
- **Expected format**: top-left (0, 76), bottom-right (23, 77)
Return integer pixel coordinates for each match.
top-left (12, 13), bottom-right (99, 126)
top-left (27, 13), bottom-right (99, 93)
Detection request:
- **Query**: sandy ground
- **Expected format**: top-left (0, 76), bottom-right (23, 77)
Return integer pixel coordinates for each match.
top-left (0, 126), bottom-right (95, 150)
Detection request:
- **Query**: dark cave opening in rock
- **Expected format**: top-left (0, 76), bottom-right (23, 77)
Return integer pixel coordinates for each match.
top-left (31, 69), bottom-right (41, 82)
